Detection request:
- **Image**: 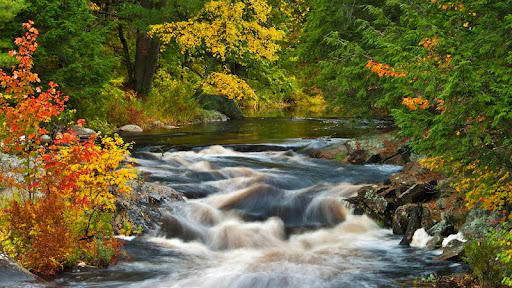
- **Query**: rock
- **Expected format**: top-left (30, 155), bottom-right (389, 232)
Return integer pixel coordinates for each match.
top-left (434, 239), bottom-right (465, 261)
top-left (428, 220), bottom-right (455, 238)
top-left (347, 149), bottom-right (368, 164)
top-left (71, 125), bottom-right (96, 138)
top-left (41, 135), bottom-right (52, 144)
top-left (357, 186), bottom-right (389, 213)
top-left (150, 121), bottom-right (179, 129)
top-left (111, 182), bottom-right (186, 235)
top-left (309, 142), bottom-right (349, 159)
top-left (0, 253), bottom-right (43, 287)
top-left (459, 207), bottom-right (501, 240)
top-left (397, 183), bottom-right (427, 206)
top-left (426, 234), bottom-right (443, 249)
top-left (119, 124), bottom-right (143, 133)
top-left (199, 94), bottom-right (244, 120)
top-left (393, 204), bottom-right (419, 235)
top-left (425, 220), bottom-right (455, 248)
top-left (399, 204), bottom-right (423, 246)
top-left (134, 182), bottom-right (185, 204)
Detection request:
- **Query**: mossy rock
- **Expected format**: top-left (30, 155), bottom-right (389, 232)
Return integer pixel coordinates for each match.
top-left (199, 94), bottom-right (244, 120)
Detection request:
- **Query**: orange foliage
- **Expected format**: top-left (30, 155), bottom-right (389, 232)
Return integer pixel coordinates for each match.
top-left (365, 60), bottom-right (408, 78)
top-left (0, 22), bottom-right (136, 277)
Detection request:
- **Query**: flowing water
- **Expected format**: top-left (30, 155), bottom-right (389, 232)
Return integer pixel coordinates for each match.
top-left (33, 118), bottom-right (462, 287)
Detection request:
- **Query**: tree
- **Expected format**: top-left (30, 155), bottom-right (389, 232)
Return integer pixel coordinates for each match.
top-left (92, 0), bottom-right (204, 97)
top-left (149, 0), bottom-right (285, 104)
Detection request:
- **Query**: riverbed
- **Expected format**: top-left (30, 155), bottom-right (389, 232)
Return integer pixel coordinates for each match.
top-left (46, 118), bottom-right (463, 287)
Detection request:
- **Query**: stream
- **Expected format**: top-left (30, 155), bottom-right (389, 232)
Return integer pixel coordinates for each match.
top-left (45, 118), bottom-right (463, 287)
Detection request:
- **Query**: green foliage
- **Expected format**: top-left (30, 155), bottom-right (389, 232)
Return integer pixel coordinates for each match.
top-left (13, 0), bottom-right (115, 107)
top-left (144, 69), bottom-right (201, 124)
top-left (465, 225), bottom-right (512, 288)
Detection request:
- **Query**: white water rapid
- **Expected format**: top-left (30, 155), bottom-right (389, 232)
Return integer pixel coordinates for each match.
top-left (54, 138), bottom-right (463, 288)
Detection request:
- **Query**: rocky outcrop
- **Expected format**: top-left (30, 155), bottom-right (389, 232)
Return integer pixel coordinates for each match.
top-left (316, 132), bottom-right (491, 253)
top-left (111, 181), bottom-right (186, 235)
top-left (310, 132), bottom-right (411, 165)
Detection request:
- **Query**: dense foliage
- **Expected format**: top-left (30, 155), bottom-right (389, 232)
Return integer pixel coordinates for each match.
top-left (0, 22), bottom-right (136, 277)
top-left (0, 0), bottom-right (511, 284)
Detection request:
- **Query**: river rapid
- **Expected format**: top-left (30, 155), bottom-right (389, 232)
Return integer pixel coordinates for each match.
top-left (50, 118), bottom-right (462, 288)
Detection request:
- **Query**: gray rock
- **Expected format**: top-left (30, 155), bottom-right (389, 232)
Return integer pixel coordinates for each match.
top-left (460, 207), bottom-right (501, 240)
top-left (119, 124), bottom-right (143, 133)
top-left (71, 125), bottom-right (96, 137)
top-left (428, 220), bottom-right (455, 237)
top-left (393, 203), bottom-right (420, 235)
top-left (399, 204), bottom-right (423, 246)
top-left (41, 135), bottom-right (52, 144)
top-left (426, 234), bottom-right (443, 249)
top-left (397, 184), bottom-right (427, 205)
top-left (434, 239), bottom-right (465, 260)
top-left (357, 186), bottom-right (389, 214)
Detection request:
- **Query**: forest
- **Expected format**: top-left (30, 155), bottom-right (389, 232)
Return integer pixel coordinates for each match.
top-left (0, 0), bottom-right (511, 286)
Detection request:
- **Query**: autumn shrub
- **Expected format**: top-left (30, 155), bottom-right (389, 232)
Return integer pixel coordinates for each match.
top-left (0, 22), bottom-right (136, 277)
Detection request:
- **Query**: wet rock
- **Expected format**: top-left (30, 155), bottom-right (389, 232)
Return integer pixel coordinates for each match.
top-left (428, 220), bottom-right (455, 238)
top-left (112, 182), bottom-right (186, 235)
top-left (119, 124), bottom-right (143, 133)
top-left (357, 186), bottom-right (389, 213)
top-left (397, 184), bottom-right (427, 206)
top-left (399, 204), bottom-right (423, 246)
top-left (426, 234), bottom-right (443, 249)
top-left (434, 239), bottom-right (465, 261)
top-left (347, 149), bottom-right (367, 164)
top-left (134, 182), bottom-right (186, 204)
top-left (393, 204), bottom-right (418, 235)
top-left (426, 220), bottom-right (455, 248)
top-left (309, 142), bottom-right (349, 159)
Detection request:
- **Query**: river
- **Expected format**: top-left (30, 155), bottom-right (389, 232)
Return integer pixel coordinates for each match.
top-left (46, 118), bottom-right (462, 287)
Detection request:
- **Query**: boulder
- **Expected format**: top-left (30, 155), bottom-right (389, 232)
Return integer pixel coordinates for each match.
top-left (199, 94), bottom-right (244, 120)
top-left (399, 204), bottom-right (423, 246)
top-left (397, 183), bottom-right (428, 206)
top-left (393, 203), bottom-right (420, 235)
top-left (434, 239), bottom-right (465, 261)
top-left (71, 125), bottom-right (96, 138)
top-left (459, 207), bottom-right (500, 240)
top-left (118, 124), bottom-right (143, 133)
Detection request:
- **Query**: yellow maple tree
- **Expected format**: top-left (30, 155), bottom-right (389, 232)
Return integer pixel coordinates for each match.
top-left (149, 0), bottom-right (284, 102)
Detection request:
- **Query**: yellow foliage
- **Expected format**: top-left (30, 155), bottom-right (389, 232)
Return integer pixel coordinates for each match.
top-left (203, 72), bottom-right (257, 102)
top-left (149, 0), bottom-right (285, 61)
top-left (422, 156), bottom-right (512, 214)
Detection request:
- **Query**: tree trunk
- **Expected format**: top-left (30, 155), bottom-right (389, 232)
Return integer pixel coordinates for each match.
top-left (134, 31), bottom-right (160, 97)
top-left (118, 23), bottom-right (134, 87)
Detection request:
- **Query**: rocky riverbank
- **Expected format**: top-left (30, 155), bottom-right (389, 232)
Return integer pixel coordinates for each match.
top-left (311, 132), bottom-right (502, 286)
